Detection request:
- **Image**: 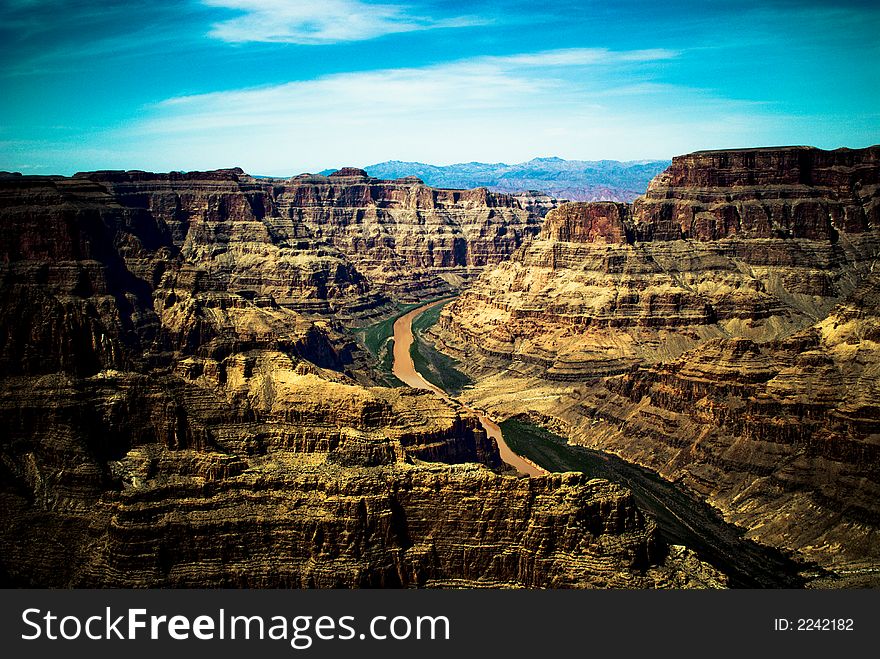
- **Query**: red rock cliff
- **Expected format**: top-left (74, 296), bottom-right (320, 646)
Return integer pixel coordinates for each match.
top-left (435, 144), bottom-right (880, 581)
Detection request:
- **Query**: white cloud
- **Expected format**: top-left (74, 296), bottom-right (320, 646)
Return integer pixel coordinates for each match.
top-left (202, 0), bottom-right (485, 44)
top-left (153, 48), bottom-right (675, 125)
top-left (41, 46), bottom-right (820, 174)
top-left (488, 48), bottom-right (679, 68)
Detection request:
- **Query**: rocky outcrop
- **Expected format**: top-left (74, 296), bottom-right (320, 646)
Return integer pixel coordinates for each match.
top-left (5, 452), bottom-right (723, 588)
top-left (541, 202), bottom-right (632, 244)
top-left (574, 279), bottom-right (880, 574)
top-left (274, 169), bottom-right (541, 301)
top-left (437, 146), bottom-right (880, 380)
top-left (71, 167), bottom-right (541, 308)
top-left (434, 145), bottom-right (880, 580)
top-left (0, 169), bottom-right (722, 588)
top-left (0, 348), bottom-right (719, 589)
top-left (0, 173), bottom-right (368, 378)
top-left (633, 146), bottom-right (879, 241)
top-left (511, 190), bottom-right (565, 218)
top-left (77, 168), bottom-right (386, 321)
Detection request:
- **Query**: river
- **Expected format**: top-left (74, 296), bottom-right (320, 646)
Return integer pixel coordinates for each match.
top-left (391, 300), bottom-right (544, 476)
top-left (390, 299), bottom-right (809, 587)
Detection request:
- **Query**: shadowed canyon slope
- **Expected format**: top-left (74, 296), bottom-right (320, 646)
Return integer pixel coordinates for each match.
top-left (0, 168), bottom-right (722, 587)
top-left (434, 145), bottom-right (880, 580)
top-left (78, 166), bottom-right (541, 310)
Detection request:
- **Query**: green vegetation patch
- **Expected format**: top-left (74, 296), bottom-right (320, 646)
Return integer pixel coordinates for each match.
top-left (498, 418), bottom-right (607, 477)
top-left (409, 302), bottom-right (472, 396)
top-left (359, 301), bottom-right (423, 357)
top-left (358, 298), bottom-right (454, 388)
top-left (410, 302), bottom-right (445, 335)
top-left (377, 337), bottom-right (406, 387)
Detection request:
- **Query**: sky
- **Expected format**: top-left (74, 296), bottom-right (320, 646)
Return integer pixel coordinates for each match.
top-left (1, 0), bottom-right (878, 175)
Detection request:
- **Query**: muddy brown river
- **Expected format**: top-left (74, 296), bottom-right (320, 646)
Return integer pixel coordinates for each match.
top-left (391, 300), bottom-right (544, 476)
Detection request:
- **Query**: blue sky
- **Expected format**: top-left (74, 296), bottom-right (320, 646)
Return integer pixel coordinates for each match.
top-left (1, 0), bottom-right (878, 175)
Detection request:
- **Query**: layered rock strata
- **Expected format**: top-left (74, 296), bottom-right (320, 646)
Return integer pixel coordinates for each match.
top-left (4, 446), bottom-right (722, 588)
top-left (0, 170), bottom-right (719, 588)
top-left (434, 145), bottom-right (880, 579)
top-left (74, 169), bottom-right (384, 321)
top-left (75, 167), bottom-right (540, 310)
top-left (439, 147), bottom-right (880, 378)
top-left (274, 168), bottom-right (541, 301)
top-left (512, 190), bottom-right (565, 218)
top-left (569, 280), bottom-right (880, 575)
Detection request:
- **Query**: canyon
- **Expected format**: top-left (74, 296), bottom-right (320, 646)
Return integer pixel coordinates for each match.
top-left (433, 145), bottom-right (880, 585)
top-left (0, 166), bottom-right (719, 587)
top-left (1, 144), bottom-right (877, 587)
top-left (79, 166), bottom-right (541, 310)
top-left (391, 300), bottom-right (544, 477)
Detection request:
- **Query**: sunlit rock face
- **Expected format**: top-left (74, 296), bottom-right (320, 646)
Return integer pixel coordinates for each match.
top-left (0, 169), bottom-right (722, 588)
top-left (77, 167), bottom-right (541, 308)
top-left (633, 146), bottom-right (879, 241)
top-left (273, 169), bottom-right (542, 301)
top-left (435, 145), bottom-right (880, 581)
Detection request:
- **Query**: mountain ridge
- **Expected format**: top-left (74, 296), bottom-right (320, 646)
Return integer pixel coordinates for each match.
top-left (315, 157), bottom-right (670, 202)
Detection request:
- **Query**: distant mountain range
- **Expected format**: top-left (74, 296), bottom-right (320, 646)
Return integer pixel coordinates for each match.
top-left (319, 157), bottom-right (671, 202)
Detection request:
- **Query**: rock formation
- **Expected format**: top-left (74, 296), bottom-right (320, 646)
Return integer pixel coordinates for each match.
top-left (633, 146), bottom-right (878, 241)
top-left (434, 145), bottom-right (880, 582)
top-left (276, 168), bottom-right (541, 301)
top-left (75, 167), bottom-right (540, 307)
top-left (511, 190), bottom-right (565, 218)
top-left (0, 169), bottom-right (720, 588)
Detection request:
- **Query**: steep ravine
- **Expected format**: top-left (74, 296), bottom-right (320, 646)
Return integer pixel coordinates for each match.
top-left (0, 168), bottom-right (726, 588)
top-left (391, 300), bottom-right (543, 476)
top-left (400, 302), bottom-right (810, 587)
top-left (432, 145), bottom-right (880, 579)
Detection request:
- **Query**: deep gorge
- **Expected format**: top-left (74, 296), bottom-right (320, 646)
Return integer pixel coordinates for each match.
top-left (1, 144), bottom-right (878, 587)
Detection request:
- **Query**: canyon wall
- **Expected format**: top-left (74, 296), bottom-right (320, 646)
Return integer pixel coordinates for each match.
top-left (0, 170), bottom-right (717, 587)
top-left (275, 168), bottom-right (542, 301)
top-left (80, 167), bottom-right (540, 309)
top-left (434, 145), bottom-right (880, 580)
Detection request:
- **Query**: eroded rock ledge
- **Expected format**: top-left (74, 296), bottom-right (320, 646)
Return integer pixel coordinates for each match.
top-left (74, 166), bottom-right (541, 309)
top-left (0, 365), bottom-right (719, 588)
top-left (0, 166), bottom-right (720, 588)
top-left (435, 145), bottom-right (880, 579)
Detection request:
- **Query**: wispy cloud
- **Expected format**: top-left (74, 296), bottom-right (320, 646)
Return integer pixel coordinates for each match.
top-left (88, 47), bottom-right (788, 172)
top-left (3, 2), bottom-right (877, 174)
top-left (479, 48), bottom-right (678, 67)
top-left (203, 0), bottom-right (487, 44)
top-left (145, 48), bottom-right (680, 135)
top-left (0, 1), bottom-right (207, 77)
